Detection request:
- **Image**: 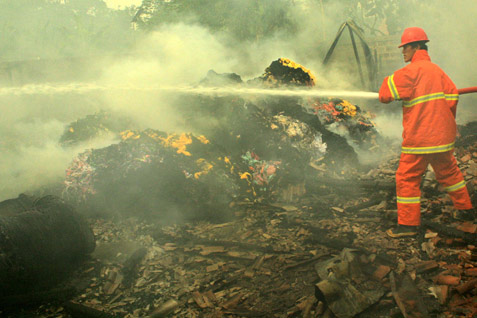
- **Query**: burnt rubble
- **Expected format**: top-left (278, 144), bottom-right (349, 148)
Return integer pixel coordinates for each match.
top-left (1, 59), bottom-right (476, 318)
top-left (61, 93), bottom-right (363, 219)
top-left (46, 129), bottom-right (474, 318)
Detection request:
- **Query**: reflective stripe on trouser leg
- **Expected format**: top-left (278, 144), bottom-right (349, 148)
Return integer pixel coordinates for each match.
top-left (429, 151), bottom-right (473, 210)
top-left (397, 201), bottom-right (421, 226)
top-left (397, 196), bottom-right (420, 226)
top-left (447, 186), bottom-right (473, 210)
top-left (396, 153), bottom-right (429, 226)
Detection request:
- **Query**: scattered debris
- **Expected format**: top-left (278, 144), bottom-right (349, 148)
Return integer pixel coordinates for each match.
top-left (1, 60), bottom-right (476, 318)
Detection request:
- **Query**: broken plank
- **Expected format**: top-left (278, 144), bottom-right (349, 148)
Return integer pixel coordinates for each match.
top-left (148, 299), bottom-right (180, 318)
top-left (222, 292), bottom-right (245, 310)
top-left (221, 309), bottom-right (268, 317)
top-left (415, 260), bottom-right (439, 274)
top-left (283, 253), bottom-right (330, 271)
top-left (389, 272), bottom-right (409, 318)
top-left (122, 247), bottom-right (147, 278)
top-left (344, 198), bottom-right (384, 213)
top-left (455, 278), bottom-right (477, 294)
top-left (422, 220), bottom-right (477, 245)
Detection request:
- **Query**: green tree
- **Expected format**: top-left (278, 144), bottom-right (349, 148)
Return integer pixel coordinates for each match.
top-left (135, 0), bottom-right (297, 42)
top-left (0, 0), bottom-right (136, 61)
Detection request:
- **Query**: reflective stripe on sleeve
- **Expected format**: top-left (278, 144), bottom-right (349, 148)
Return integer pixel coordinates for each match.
top-left (402, 92), bottom-right (459, 108)
top-left (387, 75), bottom-right (400, 100)
top-left (444, 180), bottom-right (466, 193)
top-left (401, 142), bottom-right (454, 154)
top-left (403, 92), bottom-right (445, 107)
top-left (397, 196), bottom-right (420, 204)
top-left (445, 93), bottom-right (459, 101)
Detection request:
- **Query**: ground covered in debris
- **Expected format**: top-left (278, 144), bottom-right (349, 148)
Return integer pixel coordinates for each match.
top-left (2, 124), bottom-right (475, 318)
top-left (1, 60), bottom-right (476, 318)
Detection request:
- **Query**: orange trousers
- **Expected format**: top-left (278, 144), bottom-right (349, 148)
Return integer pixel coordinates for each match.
top-left (396, 150), bottom-right (473, 226)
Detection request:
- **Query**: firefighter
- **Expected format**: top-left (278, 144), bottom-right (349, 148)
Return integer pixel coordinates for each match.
top-left (379, 27), bottom-right (474, 238)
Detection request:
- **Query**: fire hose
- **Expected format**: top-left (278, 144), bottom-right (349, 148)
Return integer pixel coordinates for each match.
top-left (458, 86), bottom-right (477, 95)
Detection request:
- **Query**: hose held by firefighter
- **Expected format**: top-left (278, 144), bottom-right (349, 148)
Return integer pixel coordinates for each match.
top-left (378, 27), bottom-right (475, 238)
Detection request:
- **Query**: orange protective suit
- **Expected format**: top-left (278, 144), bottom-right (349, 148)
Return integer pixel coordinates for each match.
top-left (379, 50), bottom-right (473, 225)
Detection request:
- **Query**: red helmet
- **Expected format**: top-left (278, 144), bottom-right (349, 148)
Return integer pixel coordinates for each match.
top-left (398, 27), bottom-right (429, 48)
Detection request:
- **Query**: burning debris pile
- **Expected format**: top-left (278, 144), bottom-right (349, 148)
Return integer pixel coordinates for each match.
top-left (251, 58), bottom-right (316, 87)
top-left (61, 102), bottom-right (334, 217)
top-left (311, 98), bottom-right (378, 149)
top-left (59, 58), bottom-right (372, 215)
top-left (63, 129), bottom-right (240, 219)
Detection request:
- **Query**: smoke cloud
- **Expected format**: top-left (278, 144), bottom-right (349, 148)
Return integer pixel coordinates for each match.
top-left (98, 23), bottom-right (238, 131)
top-left (0, 0), bottom-right (475, 201)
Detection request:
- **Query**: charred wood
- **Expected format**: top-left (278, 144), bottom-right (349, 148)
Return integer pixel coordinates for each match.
top-left (422, 220), bottom-right (477, 244)
top-left (283, 252), bottom-right (331, 271)
top-left (344, 197), bottom-right (384, 213)
top-left (153, 231), bottom-right (286, 254)
top-left (221, 309), bottom-right (268, 317)
top-left (148, 299), bottom-right (180, 318)
top-left (64, 301), bottom-right (119, 318)
top-left (455, 278), bottom-right (477, 294)
top-left (389, 272), bottom-right (408, 318)
top-left (121, 247), bottom-right (147, 287)
top-left (390, 272), bottom-right (430, 318)
top-left (306, 177), bottom-right (395, 192)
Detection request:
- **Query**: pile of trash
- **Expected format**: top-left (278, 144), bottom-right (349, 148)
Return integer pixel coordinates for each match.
top-left (62, 110), bottom-right (331, 217)
top-left (60, 58), bottom-right (383, 217)
top-left (250, 57), bottom-right (316, 87)
top-left (200, 57), bottom-right (316, 88)
top-left (310, 97), bottom-right (379, 148)
top-left (59, 111), bottom-right (133, 147)
top-left (63, 129), bottom-right (237, 218)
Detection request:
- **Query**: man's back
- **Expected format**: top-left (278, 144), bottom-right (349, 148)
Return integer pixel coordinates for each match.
top-left (380, 50), bottom-right (458, 151)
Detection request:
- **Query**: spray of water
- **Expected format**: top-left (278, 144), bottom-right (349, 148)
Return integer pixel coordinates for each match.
top-left (0, 82), bottom-right (379, 99)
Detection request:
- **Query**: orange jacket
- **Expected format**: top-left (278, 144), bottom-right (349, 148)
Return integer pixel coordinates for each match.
top-left (379, 50), bottom-right (459, 154)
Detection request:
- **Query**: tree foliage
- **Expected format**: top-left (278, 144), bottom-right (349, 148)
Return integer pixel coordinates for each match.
top-left (0, 0), bottom-right (136, 60)
top-left (134, 0), bottom-right (427, 44)
top-left (135, 0), bottom-right (298, 42)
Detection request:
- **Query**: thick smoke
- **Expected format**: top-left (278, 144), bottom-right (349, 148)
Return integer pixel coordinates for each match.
top-left (0, 95), bottom-right (117, 199)
top-left (410, 0), bottom-right (477, 124)
top-left (98, 23), bottom-right (238, 131)
top-left (0, 0), bottom-right (475, 201)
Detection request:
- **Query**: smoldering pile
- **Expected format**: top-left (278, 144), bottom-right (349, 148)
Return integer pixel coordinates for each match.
top-left (59, 58), bottom-right (388, 219)
top-left (59, 111), bottom-right (133, 147)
